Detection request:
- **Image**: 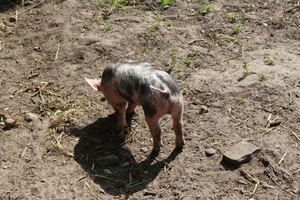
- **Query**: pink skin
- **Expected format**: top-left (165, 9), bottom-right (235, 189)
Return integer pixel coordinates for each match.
top-left (84, 77), bottom-right (184, 153)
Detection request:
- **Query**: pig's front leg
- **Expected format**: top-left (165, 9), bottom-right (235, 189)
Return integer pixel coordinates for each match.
top-left (145, 117), bottom-right (162, 155)
top-left (113, 102), bottom-right (127, 132)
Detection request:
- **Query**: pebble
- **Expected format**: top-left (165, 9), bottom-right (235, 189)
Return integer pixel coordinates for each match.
top-left (269, 120), bottom-right (281, 127)
top-left (205, 148), bottom-right (216, 157)
top-left (103, 169), bottom-right (112, 174)
top-left (4, 118), bottom-right (16, 129)
top-left (96, 155), bottom-right (119, 168)
top-left (120, 162), bottom-right (130, 168)
top-left (24, 113), bottom-right (39, 122)
top-left (199, 106), bottom-right (209, 114)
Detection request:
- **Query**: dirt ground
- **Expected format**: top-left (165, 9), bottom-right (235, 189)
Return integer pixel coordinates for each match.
top-left (0, 0), bottom-right (300, 199)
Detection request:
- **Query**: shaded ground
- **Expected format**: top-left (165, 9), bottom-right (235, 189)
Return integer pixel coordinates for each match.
top-left (0, 0), bottom-right (300, 199)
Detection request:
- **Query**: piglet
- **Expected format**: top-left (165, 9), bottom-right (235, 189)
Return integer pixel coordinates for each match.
top-left (85, 60), bottom-right (184, 154)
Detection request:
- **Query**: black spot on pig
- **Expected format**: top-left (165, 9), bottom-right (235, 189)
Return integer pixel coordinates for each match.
top-left (141, 101), bottom-right (157, 118)
top-left (102, 65), bottom-right (117, 83)
top-left (114, 82), bottom-right (134, 104)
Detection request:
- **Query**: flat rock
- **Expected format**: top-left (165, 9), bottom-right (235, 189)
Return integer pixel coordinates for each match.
top-left (96, 155), bottom-right (119, 168)
top-left (222, 141), bottom-right (260, 165)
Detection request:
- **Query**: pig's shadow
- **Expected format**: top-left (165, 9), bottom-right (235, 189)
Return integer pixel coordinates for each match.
top-left (73, 113), bottom-right (181, 197)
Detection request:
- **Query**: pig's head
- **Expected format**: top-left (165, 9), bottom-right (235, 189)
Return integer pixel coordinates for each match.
top-left (84, 78), bottom-right (102, 91)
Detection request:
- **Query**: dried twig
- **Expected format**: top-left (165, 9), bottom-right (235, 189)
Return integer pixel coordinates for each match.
top-left (55, 43), bottom-right (60, 60)
top-left (21, 146), bottom-right (28, 158)
top-left (284, 4), bottom-right (300, 13)
top-left (85, 181), bottom-right (99, 199)
top-left (188, 38), bottom-right (204, 45)
top-left (19, 0), bottom-right (46, 15)
top-left (278, 152), bottom-right (287, 165)
top-left (281, 125), bottom-right (300, 141)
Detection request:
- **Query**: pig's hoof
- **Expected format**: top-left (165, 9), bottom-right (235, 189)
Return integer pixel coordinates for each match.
top-left (150, 149), bottom-right (160, 157)
top-left (174, 147), bottom-right (184, 153)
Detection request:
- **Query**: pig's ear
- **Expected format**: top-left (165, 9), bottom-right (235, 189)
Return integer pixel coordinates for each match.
top-left (84, 78), bottom-right (102, 91)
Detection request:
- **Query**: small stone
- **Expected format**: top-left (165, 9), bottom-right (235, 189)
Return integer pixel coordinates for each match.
top-left (3, 166), bottom-right (8, 169)
top-left (4, 118), bottom-right (16, 129)
top-left (269, 120), bottom-right (281, 127)
top-left (205, 148), bottom-right (216, 157)
top-left (24, 113), bottom-right (39, 122)
top-left (140, 147), bottom-right (148, 153)
top-left (120, 162), bottom-right (130, 168)
top-left (199, 106), bottom-right (209, 114)
top-left (96, 155), bottom-right (119, 168)
top-left (103, 169), bottom-right (112, 174)
top-left (222, 141), bottom-right (260, 165)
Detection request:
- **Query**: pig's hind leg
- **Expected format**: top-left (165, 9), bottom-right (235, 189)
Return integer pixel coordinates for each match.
top-left (171, 105), bottom-right (185, 150)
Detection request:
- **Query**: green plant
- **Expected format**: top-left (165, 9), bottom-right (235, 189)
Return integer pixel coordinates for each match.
top-left (199, 0), bottom-right (213, 14)
top-left (218, 39), bottom-right (225, 45)
top-left (226, 13), bottom-right (238, 23)
top-left (237, 99), bottom-right (245, 105)
top-left (142, 45), bottom-right (148, 52)
top-left (184, 57), bottom-right (192, 66)
top-left (264, 58), bottom-right (274, 65)
top-left (170, 49), bottom-right (177, 64)
top-left (0, 41), bottom-right (5, 51)
top-left (150, 25), bottom-right (158, 32)
top-left (110, 0), bottom-right (123, 9)
top-left (258, 74), bottom-right (266, 82)
top-left (104, 24), bottom-right (112, 31)
top-left (173, 66), bottom-right (183, 73)
top-left (165, 21), bottom-right (173, 26)
top-left (156, 14), bottom-right (163, 24)
top-left (232, 23), bottom-right (242, 34)
top-left (139, 11), bottom-right (146, 17)
top-left (157, 0), bottom-right (173, 6)
top-left (97, 0), bottom-right (105, 7)
top-left (242, 61), bottom-right (249, 77)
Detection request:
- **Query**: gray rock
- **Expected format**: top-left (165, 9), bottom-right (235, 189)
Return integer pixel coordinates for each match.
top-left (4, 118), bottom-right (16, 129)
top-left (24, 113), bottom-right (39, 122)
top-left (205, 148), bottom-right (216, 157)
top-left (222, 141), bottom-right (260, 165)
top-left (96, 155), bottom-right (119, 168)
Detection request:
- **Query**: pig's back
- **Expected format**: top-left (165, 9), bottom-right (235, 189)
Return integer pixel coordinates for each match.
top-left (101, 61), bottom-right (181, 100)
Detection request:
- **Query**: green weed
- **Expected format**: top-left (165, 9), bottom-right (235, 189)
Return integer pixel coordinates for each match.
top-left (242, 61), bottom-right (249, 77)
top-left (142, 45), bottom-right (148, 52)
top-left (110, 0), bottom-right (123, 9)
top-left (237, 99), bottom-right (245, 105)
top-left (184, 57), bottom-right (192, 66)
top-left (157, 0), bottom-right (173, 6)
top-left (258, 74), bottom-right (266, 82)
top-left (156, 14), bottom-right (163, 24)
top-left (173, 66), bottom-right (183, 73)
top-left (150, 25), bottom-right (158, 32)
top-left (165, 21), bottom-right (173, 26)
top-left (232, 23), bottom-right (242, 34)
top-left (264, 58), bottom-right (274, 65)
top-left (199, 0), bottom-right (213, 14)
top-left (226, 13), bottom-right (238, 23)
top-left (97, 0), bottom-right (105, 7)
top-left (103, 24), bottom-right (112, 31)
top-left (170, 49), bottom-right (177, 64)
